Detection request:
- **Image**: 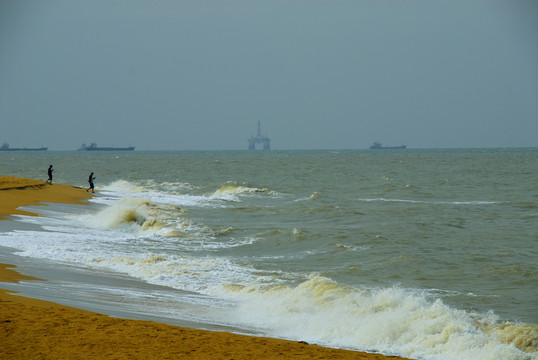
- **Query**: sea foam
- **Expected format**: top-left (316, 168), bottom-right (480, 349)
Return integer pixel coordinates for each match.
top-left (209, 276), bottom-right (536, 360)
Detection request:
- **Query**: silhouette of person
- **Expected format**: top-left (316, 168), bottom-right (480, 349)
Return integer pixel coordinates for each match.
top-left (87, 172), bottom-right (96, 193)
top-left (46, 165), bottom-right (54, 184)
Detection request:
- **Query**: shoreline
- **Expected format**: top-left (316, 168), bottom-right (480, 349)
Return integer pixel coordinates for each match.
top-left (0, 175), bottom-right (409, 360)
top-left (0, 176), bottom-right (93, 219)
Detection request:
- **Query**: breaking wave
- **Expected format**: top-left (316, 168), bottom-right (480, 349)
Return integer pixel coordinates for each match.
top-left (210, 276), bottom-right (537, 360)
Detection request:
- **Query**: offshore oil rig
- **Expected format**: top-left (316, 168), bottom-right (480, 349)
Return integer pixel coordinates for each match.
top-left (248, 121), bottom-right (271, 150)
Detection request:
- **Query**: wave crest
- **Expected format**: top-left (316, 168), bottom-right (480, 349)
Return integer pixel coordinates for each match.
top-left (83, 198), bottom-right (178, 235)
top-left (213, 182), bottom-right (274, 200)
top-left (213, 276), bottom-right (535, 359)
top-left (480, 322), bottom-right (538, 354)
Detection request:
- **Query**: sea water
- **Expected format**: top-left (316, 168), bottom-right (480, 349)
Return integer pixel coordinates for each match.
top-left (0, 149), bottom-right (536, 360)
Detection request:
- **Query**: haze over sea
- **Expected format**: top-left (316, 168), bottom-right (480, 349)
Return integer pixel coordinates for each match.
top-left (1, 148), bottom-right (537, 360)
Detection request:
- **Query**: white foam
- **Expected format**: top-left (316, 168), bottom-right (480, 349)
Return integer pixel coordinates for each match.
top-left (0, 221), bottom-right (266, 294)
top-left (94, 180), bottom-right (221, 209)
top-left (96, 179), bottom-right (277, 209)
top-left (208, 277), bottom-right (535, 360)
top-left (211, 183), bottom-right (276, 202)
top-left (358, 198), bottom-right (500, 205)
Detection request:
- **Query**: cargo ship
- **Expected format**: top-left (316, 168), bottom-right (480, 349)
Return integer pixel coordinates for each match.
top-left (78, 142), bottom-right (135, 151)
top-left (369, 141), bottom-right (406, 150)
top-left (0, 142), bottom-right (48, 151)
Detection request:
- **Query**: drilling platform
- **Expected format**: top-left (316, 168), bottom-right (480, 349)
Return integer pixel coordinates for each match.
top-left (248, 121), bottom-right (271, 150)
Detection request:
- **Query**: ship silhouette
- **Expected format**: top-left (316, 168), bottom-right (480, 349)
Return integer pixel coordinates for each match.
top-left (78, 142), bottom-right (135, 151)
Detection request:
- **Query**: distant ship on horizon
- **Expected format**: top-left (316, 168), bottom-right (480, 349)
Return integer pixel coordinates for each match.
top-left (369, 141), bottom-right (407, 150)
top-left (78, 142), bottom-right (135, 151)
top-left (0, 142), bottom-right (48, 151)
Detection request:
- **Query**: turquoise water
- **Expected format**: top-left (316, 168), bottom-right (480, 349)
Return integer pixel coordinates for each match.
top-left (1, 149), bottom-right (537, 359)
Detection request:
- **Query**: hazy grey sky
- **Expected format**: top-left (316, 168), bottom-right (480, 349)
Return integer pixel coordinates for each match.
top-left (1, 0), bottom-right (537, 150)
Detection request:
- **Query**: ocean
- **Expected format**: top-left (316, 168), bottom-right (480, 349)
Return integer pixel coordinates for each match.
top-left (1, 148), bottom-right (537, 360)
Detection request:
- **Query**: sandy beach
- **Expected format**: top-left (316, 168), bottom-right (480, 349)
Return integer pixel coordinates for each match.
top-left (0, 176), bottom-right (408, 360)
top-left (0, 176), bottom-right (93, 219)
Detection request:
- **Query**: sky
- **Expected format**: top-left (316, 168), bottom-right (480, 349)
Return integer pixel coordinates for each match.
top-left (1, 0), bottom-right (537, 151)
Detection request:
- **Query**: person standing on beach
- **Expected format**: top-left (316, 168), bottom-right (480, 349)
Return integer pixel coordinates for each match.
top-left (87, 172), bottom-right (95, 193)
top-left (46, 165), bottom-right (54, 184)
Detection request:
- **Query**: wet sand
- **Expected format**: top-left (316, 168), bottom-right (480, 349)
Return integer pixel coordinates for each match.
top-left (0, 176), bottom-right (409, 360)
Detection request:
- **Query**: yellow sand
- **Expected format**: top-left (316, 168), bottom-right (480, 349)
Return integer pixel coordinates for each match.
top-left (0, 176), bottom-right (409, 360)
top-left (0, 176), bottom-right (93, 219)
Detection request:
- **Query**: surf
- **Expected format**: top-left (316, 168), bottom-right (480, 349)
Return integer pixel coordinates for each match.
top-left (210, 276), bottom-right (537, 360)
